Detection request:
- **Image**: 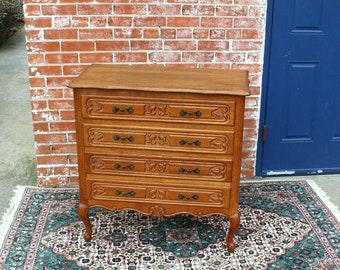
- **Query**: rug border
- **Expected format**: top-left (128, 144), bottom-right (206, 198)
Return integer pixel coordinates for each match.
top-left (242, 178), bottom-right (340, 223)
top-left (0, 185), bottom-right (27, 245)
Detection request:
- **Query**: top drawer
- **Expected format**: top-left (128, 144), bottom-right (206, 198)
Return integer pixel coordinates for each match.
top-left (82, 95), bottom-right (236, 126)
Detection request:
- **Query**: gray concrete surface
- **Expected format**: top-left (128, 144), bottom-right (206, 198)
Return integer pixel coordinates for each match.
top-left (0, 29), bottom-right (37, 219)
top-left (0, 29), bottom-right (339, 224)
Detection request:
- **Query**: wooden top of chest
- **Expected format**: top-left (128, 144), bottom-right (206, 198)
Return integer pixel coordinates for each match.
top-left (70, 64), bottom-right (249, 96)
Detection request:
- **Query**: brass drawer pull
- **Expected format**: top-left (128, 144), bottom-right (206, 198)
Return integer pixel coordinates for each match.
top-left (112, 106), bottom-right (134, 114)
top-left (113, 135), bottom-right (135, 142)
top-left (114, 163), bottom-right (135, 170)
top-left (178, 194), bottom-right (199, 200)
top-left (179, 139), bottom-right (201, 146)
top-left (179, 110), bottom-right (202, 117)
top-left (179, 167), bottom-right (200, 174)
top-left (115, 190), bottom-right (135, 197)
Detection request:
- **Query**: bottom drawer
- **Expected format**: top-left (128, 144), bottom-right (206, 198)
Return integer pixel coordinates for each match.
top-left (88, 180), bottom-right (230, 207)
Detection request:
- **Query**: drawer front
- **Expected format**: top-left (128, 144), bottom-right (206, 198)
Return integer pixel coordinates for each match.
top-left (82, 96), bottom-right (235, 125)
top-left (85, 125), bottom-right (234, 155)
top-left (86, 154), bottom-right (232, 182)
top-left (90, 181), bottom-right (230, 207)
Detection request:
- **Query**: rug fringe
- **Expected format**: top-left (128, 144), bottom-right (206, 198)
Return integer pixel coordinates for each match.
top-left (0, 186), bottom-right (27, 246)
top-left (306, 180), bottom-right (340, 223)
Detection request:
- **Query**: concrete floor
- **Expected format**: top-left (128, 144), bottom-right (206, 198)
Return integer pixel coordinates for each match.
top-left (0, 29), bottom-right (339, 223)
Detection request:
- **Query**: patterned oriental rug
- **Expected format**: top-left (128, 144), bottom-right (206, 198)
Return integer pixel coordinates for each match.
top-left (0, 180), bottom-right (339, 270)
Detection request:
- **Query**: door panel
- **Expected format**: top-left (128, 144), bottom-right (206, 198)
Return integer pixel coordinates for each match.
top-left (259, 0), bottom-right (340, 175)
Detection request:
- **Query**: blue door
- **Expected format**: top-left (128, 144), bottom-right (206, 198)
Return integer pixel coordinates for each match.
top-left (258, 0), bottom-right (340, 175)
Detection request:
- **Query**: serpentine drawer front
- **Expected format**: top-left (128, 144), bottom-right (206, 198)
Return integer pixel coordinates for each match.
top-left (70, 64), bottom-right (249, 252)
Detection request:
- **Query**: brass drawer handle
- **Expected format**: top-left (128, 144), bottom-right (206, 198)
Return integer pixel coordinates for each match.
top-left (179, 110), bottom-right (202, 117)
top-left (114, 163), bottom-right (135, 170)
top-left (178, 194), bottom-right (199, 200)
top-left (112, 106), bottom-right (134, 114)
top-left (179, 167), bottom-right (200, 174)
top-left (113, 135), bottom-right (135, 142)
top-left (115, 190), bottom-right (135, 197)
top-left (179, 139), bottom-right (201, 146)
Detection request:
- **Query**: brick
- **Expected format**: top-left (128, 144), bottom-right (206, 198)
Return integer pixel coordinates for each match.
top-left (149, 4), bottom-right (181, 15)
top-left (182, 5), bottom-right (214, 16)
top-left (36, 155), bottom-right (70, 165)
top-left (42, 4), bottom-right (76, 15)
top-left (71, 16), bottom-right (89, 27)
top-left (32, 110), bottom-right (60, 122)
top-left (115, 52), bottom-right (147, 62)
top-left (148, 52), bottom-right (180, 63)
top-left (90, 17), bottom-right (107, 27)
top-left (131, 40), bottom-right (162, 50)
top-left (114, 28), bottom-right (143, 39)
top-left (77, 4), bottom-right (113, 15)
top-left (198, 40), bottom-right (229, 51)
top-left (48, 99), bottom-right (74, 110)
top-left (201, 17), bottom-right (232, 28)
top-left (177, 29), bottom-right (192, 39)
top-left (24, 5), bottom-right (41, 16)
top-left (25, 17), bottom-right (52, 28)
top-left (215, 52), bottom-right (246, 63)
top-left (26, 41), bottom-right (60, 52)
top-left (60, 110), bottom-right (75, 120)
top-left (44, 29), bottom-right (78, 39)
top-left (45, 53), bottom-right (79, 64)
top-left (33, 122), bottom-right (49, 132)
top-left (25, 30), bottom-right (42, 41)
top-left (234, 18), bottom-right (264, 28)
top-left (164, 40), bottom-right (196, 51)
top-left (216, 6), bottom-right (248, 16)
top-left (182, 52), bottom-right (214, 62)
top-left (167, 17), bottom-right (199, 27)
top-left (160, 29), bottom-right (176, 39)
top-left (210, 29), bottom-right (225, 39)
top-left (63, 65), bottom-right (88, 75)
top-left (79, 52), bottom-right (113, 63)
top-left (232, 41), bottom-right (263, 51)
top-left (114, 4), bottom-right (147, 14)
top-left (79, 29), bottom-right (113, 39)
top-left (96, 41), bottom-right (129, 51)
top-left (61, 41), bottom-right (95, 51)
top-left (49, 121), bottom-right (76, 131)
top-left (193, 29), bottom-right (209, 39)
top-left (143, 28), bottom-right (159, 38)
top-left (29, 77), bottom-right (45, 87)
top-left (29, 65), bottom-right (62, 76)
top-left (134, 16), bottom-right (166, 27)
top-left (34, 133), bottom-right (67, 143)
top-left (27, 53), bottom-right (44, 64)
top-left (31, 100), bottom-right (48, 110)
top-left (108, 16), bottom-right (132, 27)
top-left (46, 76), bottom-right (74, 87)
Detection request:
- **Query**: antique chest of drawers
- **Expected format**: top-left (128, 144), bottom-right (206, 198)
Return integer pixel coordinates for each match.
top-left (70, 64), bottom-right (249, 252)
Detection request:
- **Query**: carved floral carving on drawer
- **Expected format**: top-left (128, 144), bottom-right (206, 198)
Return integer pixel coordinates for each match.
top-left (145, 104), bottom-right (170, 116)
top-left (145, 188), bottom-right (169, 199)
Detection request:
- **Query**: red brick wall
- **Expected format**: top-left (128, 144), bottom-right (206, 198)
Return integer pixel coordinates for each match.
top-left (24, 0), bottom-right (266, 186)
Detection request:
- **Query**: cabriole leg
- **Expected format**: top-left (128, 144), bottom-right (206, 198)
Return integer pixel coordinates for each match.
top-left (78, 203), bottom-right (92, 242)
top-left (227, 211), bottom-right (240, 252)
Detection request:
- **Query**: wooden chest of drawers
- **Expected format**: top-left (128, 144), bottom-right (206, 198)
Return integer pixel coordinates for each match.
top-left (70, 64), bottom-right (249, 252)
